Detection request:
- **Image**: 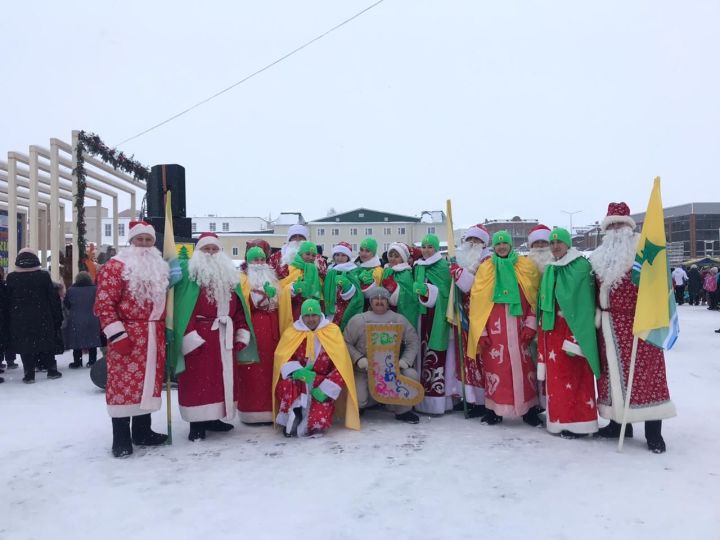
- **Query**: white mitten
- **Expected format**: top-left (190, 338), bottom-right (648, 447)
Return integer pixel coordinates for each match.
top-left (356, 357), bottom-right (368, 370)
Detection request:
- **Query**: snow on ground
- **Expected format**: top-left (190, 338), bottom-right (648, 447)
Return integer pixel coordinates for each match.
top-left (1, 307), bottom-right (719, 540)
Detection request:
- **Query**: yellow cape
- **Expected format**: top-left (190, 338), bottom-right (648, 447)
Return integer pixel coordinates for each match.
top-left (278, 266), bottom-right (303, 334)
top-left (239, 272), bottom-right (251, 304)
top-left (467, 256), bottom-right (540, 358)
top-left (272, 321), bottom-right (360, 431)
top-left (372, 266), bottom-right (383, 286)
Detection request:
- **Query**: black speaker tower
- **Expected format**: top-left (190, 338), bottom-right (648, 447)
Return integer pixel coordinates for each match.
top-left (146, 164), bottom-right (193, 247)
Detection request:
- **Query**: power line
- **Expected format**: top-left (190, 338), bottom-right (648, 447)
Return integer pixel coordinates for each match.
top-left (116, 0), bottom-right (386, 147)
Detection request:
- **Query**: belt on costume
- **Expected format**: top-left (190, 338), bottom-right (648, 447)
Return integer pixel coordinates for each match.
top-left (121, 319), bottom-right (164, 323)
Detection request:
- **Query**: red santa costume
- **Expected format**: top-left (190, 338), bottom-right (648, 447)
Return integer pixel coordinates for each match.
top-left (269, 223), bottom-right (327, 280)
top-left (324, 242), bottom-right (364, 330)
top-left (95, 222), bottom-right (169, 418)
top-left (449, 224), bottom-right (492, 412)
top-left (175, 234), bottom-right (251, 436)
top-left (589, 203), bottom-right (675, 452)
top-left (236, 246), bottom-right (280, 424)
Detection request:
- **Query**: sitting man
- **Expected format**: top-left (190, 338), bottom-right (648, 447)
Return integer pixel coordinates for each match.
top-left (273, 299), bottom-right (359, 437)
top-left (343, 287), bottom-right (421, 424)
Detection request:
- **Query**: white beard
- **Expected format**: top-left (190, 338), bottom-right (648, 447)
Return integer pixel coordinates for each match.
top-left (590, 227), bottom-right (639, 288)
top-left (528, 247), bottom-right (553, 273)
top-left (188, 250), bottom-right (239, 307)
top-left (456, 242), bottom-right (487, 273)
top-left (116, 246), bottom-right (169, 307)
top-left (280, 240), bottom-right (301, 266)
top-left (247, 263), bottom-right (280, 310)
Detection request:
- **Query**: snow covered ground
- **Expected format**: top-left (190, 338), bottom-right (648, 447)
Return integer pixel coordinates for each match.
top-left (2, 306), bottom-right (719, 540)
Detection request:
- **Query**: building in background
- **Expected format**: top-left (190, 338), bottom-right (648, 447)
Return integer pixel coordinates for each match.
top-left (631, 202), bottom-right (720, 265)
top-left (308, 208), bottom-right (447, 256)
top-left (482, 216), bottom-right (540, 252)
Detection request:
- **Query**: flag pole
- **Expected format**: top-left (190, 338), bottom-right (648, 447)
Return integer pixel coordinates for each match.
top-left (445, 199), bottom-right (469, 418)
top-left (617, 335), bottom-right (639, 452)
top-left (162, 176), bottom-right (174, 445)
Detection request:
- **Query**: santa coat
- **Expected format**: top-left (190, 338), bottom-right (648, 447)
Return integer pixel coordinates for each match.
top-left (178, 288), bottom-right (250, 422)
top-left (414, 253), bottom-right (455, 415)
top-left (236, 277), bottom-right (279, 423)
top-left (94, 258), bottom-right (166, 418)
top-left (451, 259), bottom-right (491, 405)
top-left (538, 311), bottom-right (598, 434)
top-left (596, 272), bottom-right (676, 422)
top-left (381, 263), bottom-right (420, 331)
top-left (270, 249), bottom-right (328, 281)
top-left (481, 293), bottom-right (539, 417)
top-left (274, 326), bottom-right (347, 436)
top-left (357, 257), bottom-right (383, 298)
top-left (277, 259), bottom-right (327, 334)
top-left (324, 262), bottom-right (364, 331)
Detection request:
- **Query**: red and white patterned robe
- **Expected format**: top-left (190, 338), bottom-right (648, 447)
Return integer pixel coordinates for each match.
top-left (275, 339), bottom-right (346, 436)
top-left (452, 262), bottom-right (489, 405)
top-left (95, 259), bottom-right (166, 418)
top-left (179, 288), bottom-right (250, 422)
top-left (537, 307), bottom-right (598, 434)
top-left (236, 286), bottom-right (279, 423)
top-left (481, 292), bottom-right (539, 417)
top-left (596, 272), bottom-right (676, 422)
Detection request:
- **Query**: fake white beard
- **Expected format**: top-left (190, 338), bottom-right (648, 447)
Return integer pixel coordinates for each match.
top-left (528, 247), bottom-right (553, 273)
top-left (247, 262), bottom-right (280, 310)
top-left (116, 246), bottom-right (169, 306)
top-left (590, 227), bottom-right (639, 287)
top-left (188, 250), bottom-right (239, 306)
top-left (280, 240), bottom-right (301, 266)
top-left (456, 242), bottom-right (486, 272)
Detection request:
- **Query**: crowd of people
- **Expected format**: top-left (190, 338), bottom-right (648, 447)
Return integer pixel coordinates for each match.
top-left (4, 201), bottom-right (710, 458)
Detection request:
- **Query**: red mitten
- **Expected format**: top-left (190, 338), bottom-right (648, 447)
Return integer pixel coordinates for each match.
top-left (450, 263), bottom-right (463, 281)
top-left (234, 340), bottom-right (248, 353)
top-left (112, 336), bottom-right (133, 356)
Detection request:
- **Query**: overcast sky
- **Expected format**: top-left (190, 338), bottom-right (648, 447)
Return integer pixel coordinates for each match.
top-left (2, 0), bottom-right (718, 231)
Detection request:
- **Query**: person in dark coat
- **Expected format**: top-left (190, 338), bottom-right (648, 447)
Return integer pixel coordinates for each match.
top-left (6, 248), bottom-right (64, 383)
top-left (0, 275), bottom-right (6, 383)
top-left (0, 267), bottom-right (19, 371)
top-left (63, 271), bottom-right (102, 368)
top-left (687, 264), bottom-right (703, 306)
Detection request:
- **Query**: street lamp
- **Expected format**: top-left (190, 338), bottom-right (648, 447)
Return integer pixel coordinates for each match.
top-left (561, 210), bottom-right (582, 234)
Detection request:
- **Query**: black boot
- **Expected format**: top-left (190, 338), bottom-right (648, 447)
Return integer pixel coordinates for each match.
top-left (204, 419), bottom-right (234, 432)
top-left (467, 404), bottom-right (487, 419)
top-left (112, 417), bottom-right (133, 458)
top-left (522, 406), bottom-right (543, 427)
top-left (395, 411), bottom-right (420, 424)
top-left (645, 420), bottom-right (666, 453)
top-left (131, 414), bottom-right (168, 446)
top-left (595, 420), bottom-right (633, 439)
top-left (188, 422), bottom-right (207, 441)
top-left (21, 354), bottom-right (36, 383)
top-left (481, 410), bottom-right (503, 425)
top-left (285, 407), bottom-right (303, 437)
top-left (69, 351), bottom-right (83, 369)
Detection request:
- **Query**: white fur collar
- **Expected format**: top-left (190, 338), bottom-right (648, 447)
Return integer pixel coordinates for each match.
top-left (359, 257), bottom-right (381, 268)
top-left (548, 248), bottom-right (583, 268)
top-left (386, 262), bottom-right (411, 272)
top-left (330, 261), bottom-right (357, 272)
top-left (293, 315), bottom-right (330, 332)
top-left (414, 252), bottom-right (442, 266)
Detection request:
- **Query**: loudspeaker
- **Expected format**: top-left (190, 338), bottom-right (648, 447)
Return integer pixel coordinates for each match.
top-left (147, 164), bottom-right (186, 218)
top-left (147, 216), bottom-right (193, 246)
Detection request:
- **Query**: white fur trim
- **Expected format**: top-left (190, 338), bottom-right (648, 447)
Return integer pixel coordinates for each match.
top-left (537, 362), bottom-right (547, 381)
top-left (103, 321), bottom-right (126, 340)
top-left (455, 268), bottom-right (475, 293)
top-left (528, 227), bottom-right (551, 247)
top-left (359, 257), bottom-right (381, 269)
top-left (388, 242), bottom-right (409, 263)
top-left (595, 308), bottom-right (602, 329)
top-left (414, 252), bottom-right (442, 266)
top-left (287, 223), bottom-right (309, 241)
top-left (388, 283), bottom-right (400, 306)
top-left (418, 282), bottom-right (439, 308)
top-left (281, 360), bottom-right (303, 379)
top-left (465, 226), bottom-right (490, 245)
top-left (546, 419), bottom-right (598, 435)
top-left (318, 379), bottom-right (342, 400)
top-left (332, 244), bottom-right (352, 259)
top-left (561, 339), bottom-right (584, 357)
top-left (339, 284), bottom-right (356, 301)
top-left (106, 400), bottom-right (162, 418)
top-left (601, 215), bottom-right (636, 232)
top-left (182, 330), bottom-right (206, 355)
top-left (128, 222), bottom-right (155, 242)
top-left (332, 261), bottom-right (357, 272)
top-left (195, 235), bottom-right (222, 251)
top-left (548, 248), bottom-right (583, 268)
top-left (179, 401), bottom-right (237, 422)
top-left (235, 328), bottom-right (251, 345)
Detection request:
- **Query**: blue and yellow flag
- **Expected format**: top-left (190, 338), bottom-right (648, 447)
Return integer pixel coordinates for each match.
top-left (631, 177), bottom-right (679, 350)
